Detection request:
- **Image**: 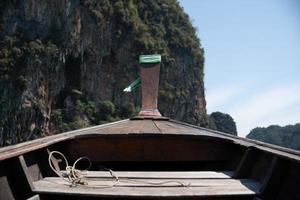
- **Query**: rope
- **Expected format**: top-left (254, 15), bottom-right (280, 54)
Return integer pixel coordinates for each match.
top-left (48, 151), bottom-right (91, 187)
top-left (48, 151), bottom-right (190, 188)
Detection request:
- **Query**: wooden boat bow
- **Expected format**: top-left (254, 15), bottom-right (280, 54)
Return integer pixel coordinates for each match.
top-left (1, 118), bottom-right (300, 199)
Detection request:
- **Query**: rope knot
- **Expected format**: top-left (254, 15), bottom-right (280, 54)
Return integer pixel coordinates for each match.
top-left (48, 151), bottom-right (190, 188)
top-left (48, 151), bottom-right (91, 187)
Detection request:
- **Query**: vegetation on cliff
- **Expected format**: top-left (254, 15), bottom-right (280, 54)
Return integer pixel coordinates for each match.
top-left (0, 36), bottom-right (64, 145)
top-left (0, 0), bottom-right (208, 146)
top-left (208, 112), bottom-right (237, 135)
top-left (247, 123), bottom-right (300, 151)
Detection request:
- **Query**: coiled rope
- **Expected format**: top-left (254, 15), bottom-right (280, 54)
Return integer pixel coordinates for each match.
top-left (48, 151), bottom-right (190, 188)
top-left (48, 151), bottom-right (92, 186)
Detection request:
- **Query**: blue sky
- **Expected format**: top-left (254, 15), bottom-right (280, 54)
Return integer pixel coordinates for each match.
top-left (178, 0), bottom-right (300, 137)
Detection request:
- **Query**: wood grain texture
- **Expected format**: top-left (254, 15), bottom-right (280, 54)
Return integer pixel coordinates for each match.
top-left (1, 118), bottom-right (300, 163)
top-left (65, 136), bottom-right (236, 162)
top-left (60, 171), bottom-right (234, 179)
top-left (33, 176), bottom-right (260, 197)
top-left (0, 120), bottom-right (129, 161)
top-left (26, 194), bottom-right (40, 200)
top-left (39, 177), bottom-right (259, 188)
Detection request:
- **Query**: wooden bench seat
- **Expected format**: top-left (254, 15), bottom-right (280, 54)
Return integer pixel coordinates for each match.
top-left (32, 171), bottom-right (260, 198)
top-left (61, 170), bottom-right (235, 179)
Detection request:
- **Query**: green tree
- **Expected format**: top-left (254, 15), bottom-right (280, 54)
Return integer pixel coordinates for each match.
top-left (119, 103), bottom-right (137, 118)
top-left (210, 112), bottom-right (237, 135)
top-left (247, 123), bottom-right (300, 151)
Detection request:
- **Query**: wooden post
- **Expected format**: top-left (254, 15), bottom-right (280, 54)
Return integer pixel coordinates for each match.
top-left (138, 55), bottom-right (162, 117)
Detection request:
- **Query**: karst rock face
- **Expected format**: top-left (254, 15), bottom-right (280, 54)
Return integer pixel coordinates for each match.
top-left (0, 0), bottom-right (208, 146)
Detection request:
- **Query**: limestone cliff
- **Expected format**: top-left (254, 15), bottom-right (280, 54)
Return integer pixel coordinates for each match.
top-left (0, 0), bottom-right (208, 146)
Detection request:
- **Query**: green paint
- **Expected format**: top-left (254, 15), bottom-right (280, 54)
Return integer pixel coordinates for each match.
top-left (123, 77), bottom-right (141, 92)
top-left (139, 54), bottom-right (161, 64)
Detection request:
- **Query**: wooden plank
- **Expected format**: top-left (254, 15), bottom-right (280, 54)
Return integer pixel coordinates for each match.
top-left (60, 171), bottom-right (234, 179)
top-left (234, 148), bottom-right (258, 178)
top-left (1, 118), bottom-right (300, 164)
top-left (33, 178), bottom-right (260, 197)
top-left (259, 156), bottom-right (278, 193)
top-left (0, 174), bottom-right (15, 200)
top-left (98, 120), bottom-right (161, 134)
top-left (66, 136), bottom-right (235, 162)
top-left (0, 120), bottom-right (129, 161)
top-left (41, 177), bottom-right (259, 187)
top-left (154, 120), bottom-right (213, 136)
top-left (18, 155), bottom-right (34, 190)
top-left (26, 194), bottom-right (40, 200)
top-left (170, 119), bottom-right (300, 159)
top-left (259, 157), bottom-right (286, 199)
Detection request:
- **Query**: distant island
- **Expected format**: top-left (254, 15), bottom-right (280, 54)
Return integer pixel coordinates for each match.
top-left (208, 112), bottom-right (237, 135)
top-left (247, 123), bottom-right (300, 151)
top-left (208, 112), bottom-right (300, 152)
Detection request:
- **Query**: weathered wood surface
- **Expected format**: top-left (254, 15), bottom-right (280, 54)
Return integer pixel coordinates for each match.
top-left (0, 120), bottom-right (129, 161)
top-left (26, 194), bottom-right (40, 200)
top-left (38, 177), bottom-right (258, 187)
top-left (234, 148), bottom-right (257, 178)
top-left (1, 118), bottom-right (300, 163)
top-left (60, 171), bottom-right (234, 179)
top-left (65, 136), bottom-right (237, 162)
top-left (259, 156), bottom-right (278, 193)
top-left (18, 155), bottom-right (35, 190)
top-left (33, 171), bottom-right (260, 198)
top-left (170, 119), bottom-right (300, 160)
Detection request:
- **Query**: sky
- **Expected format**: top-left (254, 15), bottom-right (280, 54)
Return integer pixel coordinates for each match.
top-left (178, 0), bottom-right (300, 137)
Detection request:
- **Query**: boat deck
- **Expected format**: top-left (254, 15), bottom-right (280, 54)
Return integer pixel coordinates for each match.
top-left (33, 171), bottom-right (260, 199)
top-left (1, 119), bottom-right (300, 199)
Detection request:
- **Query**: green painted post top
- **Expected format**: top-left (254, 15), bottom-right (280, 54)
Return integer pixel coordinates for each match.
top-left (139, 54), bottom-right (161, 64)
